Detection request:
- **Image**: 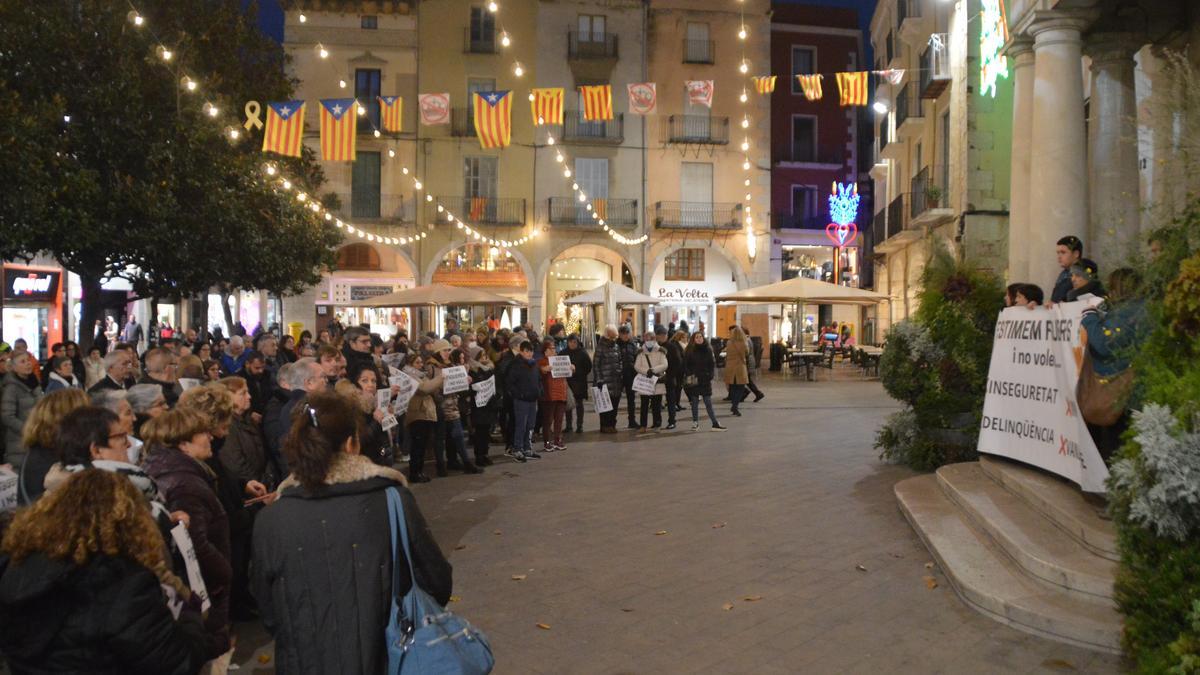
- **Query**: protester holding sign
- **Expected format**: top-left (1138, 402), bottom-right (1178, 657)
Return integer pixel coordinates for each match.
top-left (443, 350), bottom-right (482, 474)
top-left (0, 469), bottom-right (209, 675)
top-left (538, 340), bottom-right (572, 453)
top-left (402, 353), bottom-right (445, 484)
top-left (634, 332), bottom-right (668, 432)
top-left (564, 334), bottom-right (592, 435)
top-left (467, 351), bottom-right (498, 467)
top-left (336, 363), bottom-right (393, 467)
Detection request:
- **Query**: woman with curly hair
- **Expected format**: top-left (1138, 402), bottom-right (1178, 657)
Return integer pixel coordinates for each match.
top-left (18, 388), bottom-right (90, 504)
top-left (0, 469), bottom-right (209, 674)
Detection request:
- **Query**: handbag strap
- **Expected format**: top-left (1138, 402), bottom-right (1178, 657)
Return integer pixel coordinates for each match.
top-left (386, 487), bottom-right (420, 597)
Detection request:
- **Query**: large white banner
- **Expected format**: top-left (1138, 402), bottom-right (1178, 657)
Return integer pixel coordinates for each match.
top-left (978, 301), bottom-right (1109, 493)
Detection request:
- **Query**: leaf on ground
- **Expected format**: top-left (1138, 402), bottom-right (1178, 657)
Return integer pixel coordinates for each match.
top-left (493, 530), bottom-right (502, 535)
top-left (1041, 658), bottom-right (1077, 671)
top-left (923, 575), bottom-right (938, 589)
top-left (449, 596), bottom-right (461, 603)
top-left (890, 552), bottom-right (904, 558)
top-left (655, 530), bottom-right (668, 536)
top-left (855, 564), bottom-right (868, 572)
top-left (511, 574), bottom-right (527, 581)
top-left (711, 522), bottom-right (726, 529)
top-left (620, 608), bottom-right (634, 613)
top-left (536, 622), bottom-right (551, 630)
top-left (742, 595), bottom-right (763, 602)
top-left (454, 544), bottom-right (466, 550)
top-left (722, 602), bottom-right (735, 611)
top-left (924, 561), bottom-right (935, 569)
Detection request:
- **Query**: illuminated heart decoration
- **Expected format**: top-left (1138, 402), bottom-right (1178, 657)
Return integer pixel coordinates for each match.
top-left (825, 222), bottom-right (858, 247)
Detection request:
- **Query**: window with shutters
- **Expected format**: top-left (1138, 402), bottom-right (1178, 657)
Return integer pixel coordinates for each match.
top-left (665, 249), bottom-right (705, 281)
top-left (463, 157), bottom-right (498, 198)
top-left (336, 243), bottom-right (381, 271)
top-left (355, 69), bottom-right (381, 133)
top-left (351, 152), bottom-right (381, 218)
top-left (469, 7), bottom-right (495, 49)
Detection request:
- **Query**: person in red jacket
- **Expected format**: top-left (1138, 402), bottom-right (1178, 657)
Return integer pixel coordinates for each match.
top-left (537, 339), bottom-right (572, 452)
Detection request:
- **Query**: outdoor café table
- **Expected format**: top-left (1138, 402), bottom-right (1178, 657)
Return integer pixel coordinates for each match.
top-left (787, 349), bottom-right (823, 381)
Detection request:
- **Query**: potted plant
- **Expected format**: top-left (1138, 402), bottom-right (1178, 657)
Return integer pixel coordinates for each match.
top-left (924, 184), bottom-right (943, 208)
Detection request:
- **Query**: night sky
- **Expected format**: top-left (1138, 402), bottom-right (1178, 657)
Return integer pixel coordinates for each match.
top-left (252, 0), bottom-right (880, 57)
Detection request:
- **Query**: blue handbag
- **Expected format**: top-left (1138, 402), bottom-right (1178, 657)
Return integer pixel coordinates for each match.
top-left (386, 487), bottom-right (494, 675)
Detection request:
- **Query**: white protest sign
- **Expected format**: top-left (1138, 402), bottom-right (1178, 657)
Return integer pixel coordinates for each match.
top-left (392, 372), bottom-right (419, 412)
top-left (549, 355), bottom-right (572, 379)
top-left (592, 384), bottom-right (613, 413)
top-left (632, 374), bottom-right (658, 396)
top-left (442, 365), bottom-right (469, 394)
top-left (376, 389), bottom-right (392, 411)
top-left (0, 469), bottom-right (17, 511)
top-left (380, 414), bottom-right (399, 432)
top-left (170, 522), bottom-right (212, 612)
top-left (473, 377), bottom-right (496, 407)
top-left (978, 302), bottom-right (1109, 493)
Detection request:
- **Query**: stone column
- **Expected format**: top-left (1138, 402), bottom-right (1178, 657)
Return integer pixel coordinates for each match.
top-left (1006, 40), bottom-right (1035, 283)
top-left (1027, 15), bottom-right (1092, 291)
top-left (1086, 35), bottom-right (1142, 271)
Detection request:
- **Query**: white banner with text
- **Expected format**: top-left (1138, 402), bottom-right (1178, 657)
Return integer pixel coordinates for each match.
top-left (978, 302), bottom-right (1109, 493)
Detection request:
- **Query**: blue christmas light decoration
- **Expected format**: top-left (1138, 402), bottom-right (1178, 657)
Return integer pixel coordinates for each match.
top-left (826, 182), bottom-right (860, 247)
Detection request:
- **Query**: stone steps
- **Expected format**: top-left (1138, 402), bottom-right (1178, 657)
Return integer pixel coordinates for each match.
top-left (937, 463), bottom-right (1117, 601)
top-left (980, 455), bottom-right (1119, 561)
top-left (895, 462), bottom-right (1123, 654)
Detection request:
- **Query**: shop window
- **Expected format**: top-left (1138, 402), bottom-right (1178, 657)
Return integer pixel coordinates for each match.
top-left (665, 248), bottom-right (705, 281)
top-left (336, 243), bottom-right (381, 271)
top-left (355, 69), bottom-right (381, 133)
top-left (790, 46), bottom-right (816, 94)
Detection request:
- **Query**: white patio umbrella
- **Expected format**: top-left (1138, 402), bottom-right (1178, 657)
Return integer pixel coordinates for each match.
top-left (715, 277), bottom-right (886, 347)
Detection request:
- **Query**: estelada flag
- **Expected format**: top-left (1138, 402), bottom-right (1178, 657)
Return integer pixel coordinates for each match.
top-left (530, 88), bottom-right (563, 126)
top-left (580, 85), bottom-right (613, 121)
top-left (319, 98), bottom-right (358, 161)
top-left (378, 96), bottom-right (402, 133)
top-left (261, 100), bottom-right (306, 158)
top-left (752, 76), bottom-right (776, 95)
top-left (472, 90), bottom-right (512, 149)
top-left (796, 74), bottom-right (824, 101)
top-left (685, 80), bottom-right (713, 108)
top-left (627, 82), bottom-right (656, 115)
top-left (836, 72), bottom-right (869, 106)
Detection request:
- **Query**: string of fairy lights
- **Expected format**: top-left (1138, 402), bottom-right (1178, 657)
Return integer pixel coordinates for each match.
top-left (125, 4), bottom-right (432, 248)
top-left (736, 0), bottom-right (759, 261)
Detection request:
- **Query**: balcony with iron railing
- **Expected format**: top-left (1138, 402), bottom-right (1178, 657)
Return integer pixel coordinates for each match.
top-left (434, 196), bottom-right (526, 225)
top-left (664, 115), bottom-right (729, 144)
top-left (894, 83), bottom-right (924, 139)
top-left (568, 31), bottom-right (618, 60)
top-left (449, 108), bottom-right (477, 137)
top-left (776, 146), bottom-right (845, 166)
top-left (563, 112), bottom-right (624, 143)
top-left (463, 27), bottom-right (497, 54)
top-left (682, 38), bottom-right (715, 64)
top-left (548, 197), bottom-right (638, 227)
top-left (910, 165), bottom-right (953, 226)
top-left (771, 213), bottom-right (827, 230)
top-left (654, 201), bottom-right (741, 229)
top-left (347, 192), bottom-right (415, 222)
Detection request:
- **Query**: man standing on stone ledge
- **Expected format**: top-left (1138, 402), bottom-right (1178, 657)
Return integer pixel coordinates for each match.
top-left (1050, 235), bottom-right (1084, 304)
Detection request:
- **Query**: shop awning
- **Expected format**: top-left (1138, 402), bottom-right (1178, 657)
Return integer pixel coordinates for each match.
top-left (715, 277), bottom-right (887, 305)
top-left (564, 281), bottom-right (659, 306)
top-left (345, 283), bottom-right (522, 308)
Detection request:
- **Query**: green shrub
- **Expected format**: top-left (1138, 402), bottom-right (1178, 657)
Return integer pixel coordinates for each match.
top-left (875, 240), bottom-right (1002, 471)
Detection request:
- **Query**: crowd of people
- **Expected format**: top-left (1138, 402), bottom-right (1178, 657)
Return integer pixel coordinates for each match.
top-left (0, 312), bottom-right (769, 671)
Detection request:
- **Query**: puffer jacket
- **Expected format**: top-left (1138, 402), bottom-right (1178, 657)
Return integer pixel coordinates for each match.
top-left (0, 552), bottom-right (209, 675)
top-left (2, 371), bottom-right (42, 463)
top-left (404, 365), bottom-right (444, 426)
top-left (684, 342), bottom-right (717, 397)
top-left (617, 337), bottom-right (639, 386)
top-left (633, 346), bottom-right (669, 395)
top-left (253, 454), bottom-right (451, 675)
top-left (591, 336), bottom-right (622, 390)
top-left (723, 339), bottom-right (749, 385)
top-left (142, 446), bottom-right (232, 657)
top-left (565, 346), bottom-right (592, 400)
top-left (505, 356), bottom-right (542, 402)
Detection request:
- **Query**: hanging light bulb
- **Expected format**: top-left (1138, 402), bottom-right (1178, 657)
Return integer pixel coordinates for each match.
top-left (742, 160), bottom-right (751, 170)
top-left (739, 90), bottom-right (748, 103)
top-left (339, 79), bottom-right (347, 89)
top-left (744, 178), bottom-right (750, 187)
top-left (265, 164), bottom-right (276, 176)
top-left (388, 148), bottom-right (395, 158)
top-left (563, 168), bottom-right (571, 178)
top-left (128, 11), bottom-right (144, 26)
top-left (740, 140), bottom-right (749, 151)
top-left (741, 117), bottom-right (750, 129)
top-left (528, 92), bottom-right (535, 102)
top-left (426, 194), bottom-right (433, 202)
top-left (745, 192), bottom-right (752, 201)
top-left (282, 180), bottom-right (292, 190)
top-left (500, 31), bottom-right (511, 47)
top-left (402, 167), bottom-right (409, 175)
top-left (413, 180), bottom-right (422, 190)
top-left (738, 26), bottom-right (747, 40)
top-left (157, 46), bottom-right (173, 61)
top-left (571, 182), bottom-right (579, 191)
top-left (739, 60), bottom-right (749, 74)
top-left (512, 62), bottom-right (524, 77)
top-left (181, 77), bottom-right (197, 92)
top-left (227, 128), bottom-right (240, 140)
top-left (204, 102), bottom-right (219, 117)
top-left (487, 1), bottom-right (498, 11)
top-left (546, 136), bottom-right (555, 146)
top-left (578, 193), bottom-right (587, 202)
top-left (437, 204), bottom-right (444, 213)
top-left (357, 105), bottom-right (366, 116)
top-left (555, 153), bottom-right (564, 163)
top-left (298, 13), bottom-right (307, 23)
top-left (317, 44), bottom-right (329, 59)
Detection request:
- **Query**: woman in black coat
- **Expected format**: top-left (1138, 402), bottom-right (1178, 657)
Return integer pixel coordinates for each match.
top-left (0, 469), bottom-right (208, 674)
top-left (253, 391), bottom-right (452, 675)
top-left (683, 332), bottom-right (726, 432)
top-left (564, 334), bottom-right (592, 434)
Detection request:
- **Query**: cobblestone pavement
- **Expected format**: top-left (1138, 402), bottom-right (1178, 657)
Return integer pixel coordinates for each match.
top-left (234, 375), bottom-right (1127, 674)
